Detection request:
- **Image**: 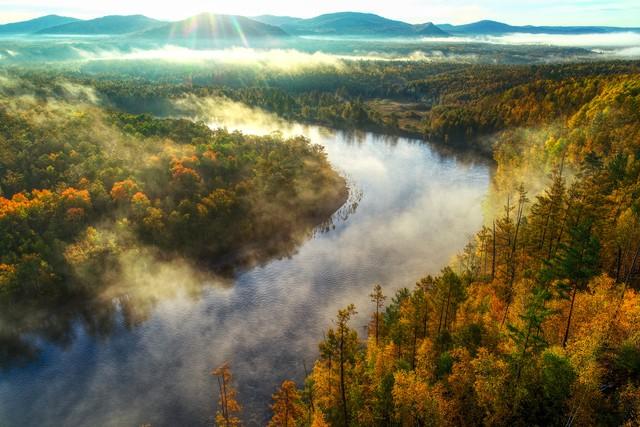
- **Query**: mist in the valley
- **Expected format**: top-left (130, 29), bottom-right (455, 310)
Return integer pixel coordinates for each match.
top-left (0, 45), bottom-right (626, 422)
top-left (1, 30), bottom-right (639, 66)
top-left (174, 94), bottom-right (306, 136)
top-left (0, 82), bottom-right (490, 425)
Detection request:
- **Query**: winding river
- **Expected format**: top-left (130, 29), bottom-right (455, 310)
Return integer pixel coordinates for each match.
top-left (0, 118), bottom-right (490, 426)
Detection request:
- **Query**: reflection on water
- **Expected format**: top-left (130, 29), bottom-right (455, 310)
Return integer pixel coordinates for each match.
top-left (0, 121), bottom-right (490, 426)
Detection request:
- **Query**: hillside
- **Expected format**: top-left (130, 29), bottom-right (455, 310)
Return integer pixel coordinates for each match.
top-left (280, 12), bottom-right (449, 37)
top-left (0, 14), bottom-right (79, 34)
top-left (414, 22), bottom-right (449, 37)
top-left (139, 13), bottom-right (288, 40)
top-left (441, 19), bottom-right (640, 34)
top-left (36, 15), bottom-right (165, 35)
top-left (251, 15), bottom-right (303, 27)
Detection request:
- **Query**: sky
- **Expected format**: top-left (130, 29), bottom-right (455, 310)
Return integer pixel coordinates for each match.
top-left (0, 0), bottom-right (639, 27)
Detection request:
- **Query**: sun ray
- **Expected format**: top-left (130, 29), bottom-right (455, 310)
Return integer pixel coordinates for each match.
top-left (229, 15), bottom-right (249, 48)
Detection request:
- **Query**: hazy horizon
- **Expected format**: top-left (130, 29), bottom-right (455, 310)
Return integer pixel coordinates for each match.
top-left (1, 0), bottom-right (639, 27)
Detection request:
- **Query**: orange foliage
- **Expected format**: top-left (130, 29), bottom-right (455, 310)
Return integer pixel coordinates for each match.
top-left (65, 207), bottom-right (86, 221)
top-left (61, 187), bottom-right (91, 206)
top-left (131, 191), bottom-right (150, 205)
top-left (268, 380), bottom-right (305, 427)
top-left (0, 190), bottom-right (55, 218)
top-left (110, 179), bottom-right (139, 202)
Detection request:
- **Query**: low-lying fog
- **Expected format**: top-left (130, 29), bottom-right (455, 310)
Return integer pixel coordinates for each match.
top-left (0, 100), bottom-right (490, 426)
top-left (1, 30), bottom-right (639, 65)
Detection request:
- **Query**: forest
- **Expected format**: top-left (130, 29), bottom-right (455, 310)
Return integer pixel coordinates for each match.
top-left (8, 59), bottom-right (637, 152)
top-left (198, 63), bottom-right (640, 425)
top-left (1, 54), bottom-right (640, 426)
top-left (0, 75), bottom-right (347, 303)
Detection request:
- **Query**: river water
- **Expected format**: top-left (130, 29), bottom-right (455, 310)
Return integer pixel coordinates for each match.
top-left (0, 119), bottom-right (490, 426)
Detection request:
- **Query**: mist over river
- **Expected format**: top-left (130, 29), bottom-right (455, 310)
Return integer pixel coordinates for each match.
top-left (0, 118), bottom-right (490, 426)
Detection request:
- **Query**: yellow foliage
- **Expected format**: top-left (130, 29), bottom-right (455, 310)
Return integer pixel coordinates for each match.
top-left (392, 370), bottom-right (442, 426)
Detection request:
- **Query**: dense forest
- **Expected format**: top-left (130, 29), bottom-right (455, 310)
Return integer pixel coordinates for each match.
top-left (0, 76), bottom-right (347, 303)
top-left (199, 63), bottom-right (640, 425)
top-left (2, 57), bottom-right (640, 425)
top-left (8, 61), bottom-right (639, 152)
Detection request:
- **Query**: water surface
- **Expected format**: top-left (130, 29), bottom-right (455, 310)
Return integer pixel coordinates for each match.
top-left (0, 121), bottom-right (490, 426)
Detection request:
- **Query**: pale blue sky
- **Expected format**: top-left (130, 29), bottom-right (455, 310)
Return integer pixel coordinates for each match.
top-left (1, 0), bottom-right (638, 26)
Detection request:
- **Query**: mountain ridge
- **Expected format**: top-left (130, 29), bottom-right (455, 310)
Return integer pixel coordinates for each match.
top-left (36, 15), bottom-right (165, 35)
top-left (137, 13), bottom-right (289, 40)
top-left (1, 12), bottom-right (638, 38)
top-left (0, 15), bottom-right (80, 34)
top-left (439, 19), bottom-right (640, 34)
top-left (278, 12), bottom-right (449, 37)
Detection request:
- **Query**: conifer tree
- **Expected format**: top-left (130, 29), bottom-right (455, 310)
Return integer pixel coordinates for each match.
top-left (269, 380), bottom-right (304, 427)
top-left (212, 362), bottom-right (242, 427)
top-left (369, 284), bottom-right (386, 346)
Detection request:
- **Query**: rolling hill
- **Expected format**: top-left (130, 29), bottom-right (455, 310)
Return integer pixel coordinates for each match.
top-left (279, 12), bottom-right (448, 37)
top-left (252, 15), bottom-right (303, 27)
top-left (36, 15), bottom-right (165, 35)
top-left (414, 22), bottom-right (449, 37)
top-left (4, 13), bottom-right (637, 39)
top-left (138, 13), bottom-right (288, 39)
top-left (0, 15), bottom-right (80, 34)
top-left (440, 19), bottom-right (640, 35)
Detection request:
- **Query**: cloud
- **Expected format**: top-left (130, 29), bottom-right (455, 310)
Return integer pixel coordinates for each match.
top-left (71, 45), bottom-right (350, 70)
top-left (484, 31), bottom-right (640, 47)
top-left (70, 44), bottom-right (486, 66)
top-left (415, 31), bottom-right (640, 49)
top-left (601, 46), bottom-right (640, 57)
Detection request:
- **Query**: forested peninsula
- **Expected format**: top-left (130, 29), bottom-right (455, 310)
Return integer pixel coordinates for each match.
top-left (0, 77), bottom-right (347, 302)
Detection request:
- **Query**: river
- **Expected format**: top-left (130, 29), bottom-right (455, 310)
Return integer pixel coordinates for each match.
top-left (0, 119), bottom-right (490, 426)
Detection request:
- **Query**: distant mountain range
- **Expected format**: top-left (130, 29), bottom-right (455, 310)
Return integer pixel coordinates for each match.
top-left (0, 14), bottom-right (80, 34)
top-left (439, 19), bottom-right (640, 35)
top-left (139, 13), bottom-right (287, 39)
top-left (36, 15), bottom-right (165, 35)
top-left (253, 12), bottom-right (448, 37)
top-left (0, 12), bottom-right (638, 39)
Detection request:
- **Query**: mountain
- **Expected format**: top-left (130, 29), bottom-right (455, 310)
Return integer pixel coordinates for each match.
top-left (413, 22), bottom-right (449, 37)
top-left (0, 15), bottom-right (80, 34)
top-left (252, 15), bottom-right (303, 27)
top-left (279, 12), bottom-right (449, 37)
top-left (440, 19), bottom-right (640, 35)
top-left (139, 13), bottom-right (288, 39)
top-left (36, 15), bottom-right (165, 35)
top-left (442, 20), bottom-right (513, 34)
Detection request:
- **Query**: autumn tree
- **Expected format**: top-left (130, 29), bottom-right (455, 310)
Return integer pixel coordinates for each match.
top-left (435, 268), bottom-right (464, 342)
top-left (269, 380), bottom-right (305, 427)
top-left (552, 215), bottom-right (600, 347)
top-left (369, 284), bottom-right (386, 346)
top-left (212, 362), bottom-right (242, 427)
top-left (317, 304), bottom-right (359, 426)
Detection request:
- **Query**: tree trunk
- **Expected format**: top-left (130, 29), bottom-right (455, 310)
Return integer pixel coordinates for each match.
top-left (375, 304), bottom-right (379, 346)
top-left (284, 388), bottom-right (289, 427)
top-left (562, 284), bottom-right (578, 348)
top-left (437, 295), bottom-right (445, 335)
top-left (340, 327), bottom-right (348, 427)
top-left (515, 321), bottom-right (534, 383)
top-left (443, 280), bottom-right (453, 332)
top-left (502, 197), bottom-right (525, 326)
top-left (411, 326), bottom-right (418, 369)
top-left (492, 220), bottom-right (496, 280)
top-left (615, 245), bottom-right (622, 283)
top-left (422, 302), bottom-right (428, 339)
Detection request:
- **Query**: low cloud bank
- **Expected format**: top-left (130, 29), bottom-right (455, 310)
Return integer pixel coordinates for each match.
top-left (417, 32), bottom-right (640, 57)
top-left (71, 44), bottom-right (485, 65)
top-left (72, 45), bottom-right (349, 70)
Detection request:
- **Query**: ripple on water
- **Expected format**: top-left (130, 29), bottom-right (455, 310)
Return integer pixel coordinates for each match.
top-left (0, 124), bottom-right (491, 427)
